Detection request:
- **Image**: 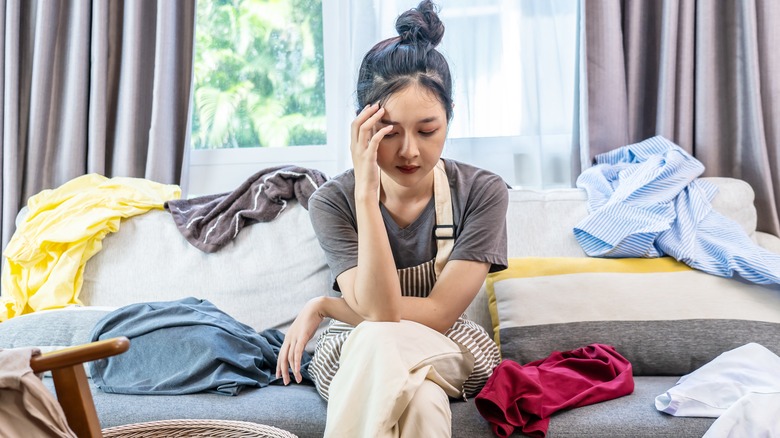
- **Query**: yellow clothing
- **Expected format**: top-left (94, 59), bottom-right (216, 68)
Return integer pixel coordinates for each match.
top-left (1, 174), bottom-right (181, 322)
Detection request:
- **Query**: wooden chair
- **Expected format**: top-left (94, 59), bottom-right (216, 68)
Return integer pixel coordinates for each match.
top-left (29, 337), bottom-right (130, 438)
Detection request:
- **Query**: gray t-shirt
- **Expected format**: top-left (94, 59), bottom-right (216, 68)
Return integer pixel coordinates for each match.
top-left (308, 159), bottom-right (509, 291)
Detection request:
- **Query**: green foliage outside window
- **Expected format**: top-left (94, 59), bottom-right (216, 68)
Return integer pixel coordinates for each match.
top-left (192, 0), bottom-right (326, 149)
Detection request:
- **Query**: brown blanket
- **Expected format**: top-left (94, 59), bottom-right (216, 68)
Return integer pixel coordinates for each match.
top-left (165, 165), bottom-right (328, 253)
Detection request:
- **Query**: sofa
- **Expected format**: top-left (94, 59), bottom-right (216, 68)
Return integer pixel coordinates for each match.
top-left (2, 176), bottom-right (779, 437)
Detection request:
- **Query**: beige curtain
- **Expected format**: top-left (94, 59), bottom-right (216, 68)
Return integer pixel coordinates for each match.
top-left (585, 0), bottom-right (780, 237)
top-left (0, 0), bottom-right (195, 250)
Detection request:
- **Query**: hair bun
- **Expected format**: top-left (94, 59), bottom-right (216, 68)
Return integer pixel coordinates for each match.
top-left (395, 0), bottom-right (444, 47)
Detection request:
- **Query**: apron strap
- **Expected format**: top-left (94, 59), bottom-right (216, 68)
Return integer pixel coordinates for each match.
top-left (433, 160), bottom-right (454, 278)
top-left (378, 160), bottom-right (453, 279)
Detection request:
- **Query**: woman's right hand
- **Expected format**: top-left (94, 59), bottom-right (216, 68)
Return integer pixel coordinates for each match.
top-left (350, 103), bottom-right (394, 200)
top-left (276, 297), bottom-right (325, 385)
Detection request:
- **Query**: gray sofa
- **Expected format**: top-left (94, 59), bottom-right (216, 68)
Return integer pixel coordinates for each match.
top-left (3, 176), bottom-right (779, 437)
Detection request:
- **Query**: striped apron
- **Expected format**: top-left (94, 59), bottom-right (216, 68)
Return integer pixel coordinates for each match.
top-left (308, 161), bottom-right (500, 400)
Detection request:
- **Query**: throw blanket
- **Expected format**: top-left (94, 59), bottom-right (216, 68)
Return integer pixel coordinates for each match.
top-left (89, 297), bottom-right (313, 396)
top-left (165, 165), bottom-right (328, 253)
top-left (574, 136), bottom-right (780, 284)
top-left (475, 344), bottom-right (634, 438)
top-left (655, 343), bottom-right (780, 437)
top-left (1, 174), bottom-right (181, 321)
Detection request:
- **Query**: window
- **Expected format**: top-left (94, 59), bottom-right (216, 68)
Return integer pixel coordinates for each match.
top-left (188, 0), bottom-right (335, 196)
top-left (188, 0), bottom-right (579, 196)
top-left (191, 0), bottom-right (326, 149)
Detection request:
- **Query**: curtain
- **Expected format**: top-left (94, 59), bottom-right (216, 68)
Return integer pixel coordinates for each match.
top-left (0, 0), bottom-right (195, 250)
top-left (585, 0), bottom-right (780, 236)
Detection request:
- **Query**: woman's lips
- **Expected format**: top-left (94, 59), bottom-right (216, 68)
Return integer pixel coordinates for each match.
top-left (397, 165), bottom-right (419, 174)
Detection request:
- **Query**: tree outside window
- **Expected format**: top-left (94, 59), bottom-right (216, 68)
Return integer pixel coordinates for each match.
top-left (192, 0), bottom-right (326, 149)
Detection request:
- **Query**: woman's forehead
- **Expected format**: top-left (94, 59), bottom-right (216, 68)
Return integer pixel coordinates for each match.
top-left (381, 84), bottom-right (446, 124)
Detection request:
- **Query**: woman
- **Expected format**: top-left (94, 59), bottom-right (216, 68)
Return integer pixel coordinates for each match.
top-left (276, 1), bottom-right (508, 436)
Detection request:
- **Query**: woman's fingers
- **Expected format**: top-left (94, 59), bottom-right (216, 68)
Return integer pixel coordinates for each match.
top-left (280, 335), bottom-right (307, 385)
top-left (369, 125), bottom-right (394, 150)
top-left (351, 103), bottom-right (386, 151)
top-left (276, 343), bottom-right (284, 377)
top-left (293, 342), bottom-right (304, 384)
top-left (277, 341), bottom-right (290, 385)
top-left (286, 340), bottom-right (298, 385)
top-left (350, 105), bottom-right (372, 146)
top-left (351, 104), bottom-right (372, 130)
top-left (279, 299), bottom-right (323, 386)
top-left (350, 103), bottom-right (376, 139)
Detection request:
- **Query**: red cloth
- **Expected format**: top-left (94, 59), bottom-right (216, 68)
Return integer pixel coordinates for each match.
top-left (475, 344), bottom-right (634, 437)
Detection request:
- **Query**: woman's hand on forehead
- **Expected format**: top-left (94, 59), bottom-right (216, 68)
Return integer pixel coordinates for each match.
top-left (350, 103), bottom-right (394, 199)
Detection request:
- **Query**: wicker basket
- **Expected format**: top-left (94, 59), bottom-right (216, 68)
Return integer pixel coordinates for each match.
top-left (101, 419), bottom-right (298, 438)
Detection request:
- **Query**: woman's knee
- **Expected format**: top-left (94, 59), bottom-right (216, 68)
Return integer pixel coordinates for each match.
top-left (409, 380), bottom-right (450, 412)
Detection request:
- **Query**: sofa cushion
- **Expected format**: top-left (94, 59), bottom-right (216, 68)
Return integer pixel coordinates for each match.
top-left (462, 176), bottom-right (768, 338)
top-left (78, 202), bottom-right (331, 351)
top-left (0, 306), bottom-right (114, 351)
top-left (485, 257), bottom-right (780, 375)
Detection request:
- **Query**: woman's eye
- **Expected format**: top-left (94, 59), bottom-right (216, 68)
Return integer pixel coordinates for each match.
top-left (383, 132), bottom-right (398, 138)
top-left (420, 130), bottom-right (437, 136)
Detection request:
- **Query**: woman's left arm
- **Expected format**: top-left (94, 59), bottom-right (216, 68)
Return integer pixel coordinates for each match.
top-left (305, 260), bottom-right (489, 334)
top-left (398, 259), bottom-right (491, 333)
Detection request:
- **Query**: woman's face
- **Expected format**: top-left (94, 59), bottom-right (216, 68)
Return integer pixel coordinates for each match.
top-left (374, 83), bottom-right (448, 190)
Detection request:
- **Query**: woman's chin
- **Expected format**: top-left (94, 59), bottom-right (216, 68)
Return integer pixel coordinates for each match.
top-left (381, 168), bottom-right (432, 189)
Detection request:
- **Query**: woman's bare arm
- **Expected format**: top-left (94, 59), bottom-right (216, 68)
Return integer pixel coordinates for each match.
top-left (344, 103), bottom-right (402, 321)
top-left (335, 259), bottom-right (490, 333)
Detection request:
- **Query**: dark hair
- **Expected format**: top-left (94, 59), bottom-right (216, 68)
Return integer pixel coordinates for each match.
top-left (355, 0), bottom-right (453, 121)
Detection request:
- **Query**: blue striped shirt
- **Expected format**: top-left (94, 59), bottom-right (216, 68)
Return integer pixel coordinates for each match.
top-left (574, 136), bottom-right (780, 285)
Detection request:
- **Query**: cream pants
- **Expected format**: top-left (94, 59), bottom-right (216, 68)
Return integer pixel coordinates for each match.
top-left (324, 320), bottom-right (475, 438)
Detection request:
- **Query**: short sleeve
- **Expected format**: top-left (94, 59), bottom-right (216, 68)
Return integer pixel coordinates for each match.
top-left (307, 182), bottom-right (359, 291)
top-left (449, 172), bottom-right (509, 272)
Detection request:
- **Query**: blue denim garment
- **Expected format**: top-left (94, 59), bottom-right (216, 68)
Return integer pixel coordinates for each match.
top-left (89, 297), bottom-right (312, 395)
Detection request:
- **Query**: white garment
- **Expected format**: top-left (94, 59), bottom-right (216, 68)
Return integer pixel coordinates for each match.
top-left (655, 343), bottom-right (780, 437)
top-left (703, 392), bottom-right (780, 438)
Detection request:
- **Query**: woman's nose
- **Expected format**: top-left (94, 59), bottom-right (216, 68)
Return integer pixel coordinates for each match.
top-left (399, 134), bottom-right (420, 158)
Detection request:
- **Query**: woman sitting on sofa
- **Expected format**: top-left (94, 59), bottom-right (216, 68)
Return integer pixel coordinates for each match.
top-left (276, 1), bottom-right (508, 436)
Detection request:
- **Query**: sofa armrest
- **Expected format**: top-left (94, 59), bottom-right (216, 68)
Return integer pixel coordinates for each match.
top-left (30, 337), bottom-right (129, 372)
top-left (756, 231), bottom-right (780, 255)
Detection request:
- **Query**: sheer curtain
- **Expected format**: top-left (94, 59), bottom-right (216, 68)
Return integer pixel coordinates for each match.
top-left (0, 0), bottom-right (195, 251)
top-left (329, 0), bottom-right (579, 189)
